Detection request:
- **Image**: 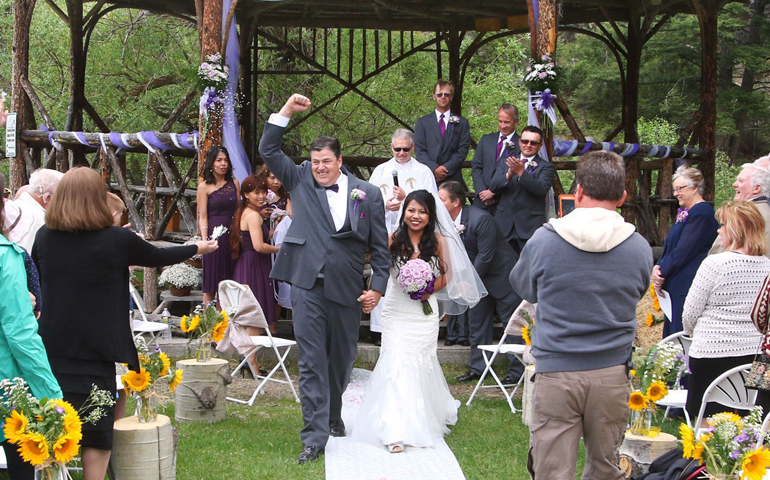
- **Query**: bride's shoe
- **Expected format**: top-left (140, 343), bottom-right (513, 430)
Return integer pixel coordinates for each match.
top-left (387, 442), bottom-right (404, 454)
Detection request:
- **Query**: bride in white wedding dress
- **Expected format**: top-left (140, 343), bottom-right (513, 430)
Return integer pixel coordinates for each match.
top-left (352, 190), bottom-right (485, 453)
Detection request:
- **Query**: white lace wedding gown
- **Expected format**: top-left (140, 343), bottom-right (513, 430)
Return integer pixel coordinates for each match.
top-left (351, 266), bottom-right (460, 449)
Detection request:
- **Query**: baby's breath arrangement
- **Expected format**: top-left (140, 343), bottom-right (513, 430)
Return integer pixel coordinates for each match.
top-left (158, 262), bottom-right (200, 289)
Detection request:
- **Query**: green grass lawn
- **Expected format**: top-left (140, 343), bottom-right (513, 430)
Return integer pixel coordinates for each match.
top-left (2, 360), bottom-right (690, 480)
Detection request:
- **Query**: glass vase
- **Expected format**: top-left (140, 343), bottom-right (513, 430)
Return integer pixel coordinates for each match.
top-left (34, 462), bottom-right (67, 480)
top-left (196, 337), bottom-right (212, 363)
top-left (135, 394), bottom-right (158, 423)
top-left (629, 408), bottom-right (653, 436)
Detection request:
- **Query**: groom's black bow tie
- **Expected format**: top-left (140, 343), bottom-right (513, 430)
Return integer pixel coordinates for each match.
top-left (324, 184), bottom-right (339, 193)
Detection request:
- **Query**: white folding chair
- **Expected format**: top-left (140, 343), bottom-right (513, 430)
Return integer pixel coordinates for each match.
top-left (693, 364), bottom-right (757, 435)
top-left (217, 280), bottom-right (300, 406)
top-left (655, 332), bottom-right (693, 424)
top-left (129, 283), bottom-right (169, 349)
top-left (465, 301), bottom-right (534, 413)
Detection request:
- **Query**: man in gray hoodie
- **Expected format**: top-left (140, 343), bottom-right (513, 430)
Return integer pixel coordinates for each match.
top-left (511, 151), bottom-right (653, 480)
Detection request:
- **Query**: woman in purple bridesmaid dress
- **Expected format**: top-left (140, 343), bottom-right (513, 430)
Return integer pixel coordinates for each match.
top-left (196, 146), bottom-right (239, 303)
top-left (229, 175), bottom-right (280, 346)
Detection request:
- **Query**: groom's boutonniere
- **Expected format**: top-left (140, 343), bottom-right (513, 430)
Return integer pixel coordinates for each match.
top-left (504, 139), bottom-right (516, 150)
top-left (448, 115), bottom-right (460, 124)
top-left (456, 224), bottom-right (466, 235)
top-left (524, 159), bottom-right (538, 173)
top-left (351, 188), bottom-right (366, 214)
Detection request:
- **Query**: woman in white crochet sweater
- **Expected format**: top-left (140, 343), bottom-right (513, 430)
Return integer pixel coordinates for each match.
top-left (683, 200), bottom-right (770, 424)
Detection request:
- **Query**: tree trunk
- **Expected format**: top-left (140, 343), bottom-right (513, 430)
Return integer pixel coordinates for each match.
top-left (65, 0), bottom-right (87, 167)
top-left (10, 0), bottom-right (37, 191)
top-left (198, 0), bottom-right (223, 177)
top-left (692, 0), bottom-right (719, 202)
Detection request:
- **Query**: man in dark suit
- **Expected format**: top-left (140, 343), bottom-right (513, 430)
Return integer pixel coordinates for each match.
top-left (489, 125), bottom-right (556, 255)
top-left (438, 181), bottom-right (524, 384)
top-left (471, 103), bottom-right (521, 216)
top-left (413, 80), bottom-right (471, 186)
top-left (258, 94), bottom-right (390, 464)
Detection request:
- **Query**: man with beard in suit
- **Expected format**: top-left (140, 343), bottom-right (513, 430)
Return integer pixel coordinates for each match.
top-left (489, 126), bottom-right (556, 255)
top-left (438, 181), bottom-right (524, 384)
top-left (471, 104), bottom-right (520, 216)
top-left (413, 80), bottom-right (471, 187)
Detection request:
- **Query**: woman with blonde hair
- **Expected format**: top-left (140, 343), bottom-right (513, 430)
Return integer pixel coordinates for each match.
top-left (652, 166), bottom-right (719, 336)
top-left (683, 200), bottom-right (770, 423)
top-left (33, 167), bottom-right (217, 480)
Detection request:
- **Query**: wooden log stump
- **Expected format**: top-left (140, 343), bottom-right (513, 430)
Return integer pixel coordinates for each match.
top-left (521, 364), bottom-right (536, 426)
top-left (619, 431), bottom-right (678, 478)
top-left (112, 414), bottom-right (176, 480)
top-left (175, 358), bottom-right (229, 423)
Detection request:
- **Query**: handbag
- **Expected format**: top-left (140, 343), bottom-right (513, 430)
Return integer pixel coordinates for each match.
top-left (746, 351), bottom-right (770, 392)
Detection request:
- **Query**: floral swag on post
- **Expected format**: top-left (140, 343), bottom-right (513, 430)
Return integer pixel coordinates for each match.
top-left (523, 53), bottom-right (559, 142)
top-left (198, 53), bottom-right (230, 143)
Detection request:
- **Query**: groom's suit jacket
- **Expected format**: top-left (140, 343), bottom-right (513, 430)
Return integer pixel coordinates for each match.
top-left (488, 153), bottom-right (556, 244)
top-left (413, 113), bottom-right (471, 185)
top-left (258, 122), bottom-right (390, 307)
top-left (471, 131), bottom-right (520, 211)
top-left (459, 204), bottom-right (517, 299)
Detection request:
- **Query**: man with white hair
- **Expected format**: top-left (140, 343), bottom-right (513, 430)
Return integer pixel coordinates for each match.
top-left (367, 128), bottom-right (437, 345)
top-left (709, 161), bottom-right (770, 256)
top-left (9, 168), bottom-right (64, 252)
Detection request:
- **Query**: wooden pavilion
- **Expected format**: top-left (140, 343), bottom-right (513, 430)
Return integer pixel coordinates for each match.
top-left (9, 0), bottom-right (733, 305)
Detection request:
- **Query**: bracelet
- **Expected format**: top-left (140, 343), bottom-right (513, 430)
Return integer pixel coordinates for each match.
top-left (200, 227), bottom-right (208, 230)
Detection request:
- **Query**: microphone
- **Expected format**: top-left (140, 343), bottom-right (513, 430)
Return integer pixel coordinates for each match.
top-left (391, 170), bottom-right (399, 187)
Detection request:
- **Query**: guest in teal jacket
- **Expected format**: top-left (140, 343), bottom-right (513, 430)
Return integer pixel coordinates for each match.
top-left (1, 191), bottom-right (62, 479)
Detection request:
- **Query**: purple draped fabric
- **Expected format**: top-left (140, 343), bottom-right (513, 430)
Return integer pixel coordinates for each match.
top-left (221, 0), bottom-right (252, 183)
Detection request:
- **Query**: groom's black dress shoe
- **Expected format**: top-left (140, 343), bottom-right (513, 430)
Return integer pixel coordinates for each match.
top-left (329, 421), bottom-right (346, 437)
top-left (455, 372), bottom-right (481, 383)
top-left (298, 446), bottom-right (324, 464)
top-left (444, 339), bottom-right (457, 346)
top-left (502, 375), bottom-right (521, 385)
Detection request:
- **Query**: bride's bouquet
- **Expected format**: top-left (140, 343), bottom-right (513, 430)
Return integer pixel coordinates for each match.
top-left (398, 259), bottom-right (436, 315)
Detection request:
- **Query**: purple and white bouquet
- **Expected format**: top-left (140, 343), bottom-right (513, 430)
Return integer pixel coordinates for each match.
top-left (270, 207), bottom-right (288, 222)
top-left (197, 53), bottom-right (229, 92)
top-left (398, 259), bottom-right (436, 315)
top-left (523, 53), bottom-right (559, 93)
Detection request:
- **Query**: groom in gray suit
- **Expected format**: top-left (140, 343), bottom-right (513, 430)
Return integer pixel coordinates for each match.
top-left (258, 94), bottom-right (390, 464)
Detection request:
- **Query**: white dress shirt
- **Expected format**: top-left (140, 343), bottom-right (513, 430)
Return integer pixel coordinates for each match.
top-left (434, 109), bottom-right (452, 130)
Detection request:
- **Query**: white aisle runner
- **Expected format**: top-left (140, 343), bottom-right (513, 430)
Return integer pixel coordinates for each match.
top-left (325, 369), bottom-right (466, 480)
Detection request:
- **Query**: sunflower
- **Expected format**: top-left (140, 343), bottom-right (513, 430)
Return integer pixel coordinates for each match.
top-left (212, 320), bottom-right (228, 343)
top-left (679, 423), bottom-right (695, 458)
top-left (221, 310), bottom-right (229, 323)
top-left (3, 410), bottom-right (28, 443)
top-left (646, 313), bottom-right (654, 327)
top-left (522, 325), bottom-right (531, 346)
top-left (63, 410), bottom-right (82, 440)
top-left (53, 399), bottom-right (77, 417)
top-left (180, 315), bottom-right (189, 332)
top-left (122, 368), bottom-right (152, 392)
top-left (692, 442), bottom-right (704, 461)
top-left (649, 283), bottom-right (661, 311)
top-left (630, 369), bottom-right (636, 377)
top-left (18, 432), bottom-right (50, 465)
top-left (707, 412), bottom-right (743, 427)
top-left (52, 433), bottom-right (81, 463)
top-left (169, 369), bottom-right (184, 392)
top-left (159, 352), bottom-right (171, 376)
top-left (187, 315), bottom-right (201, 333)
top-left (646, 381), bottom-right (669, 402)
top-left (741, 448), bottom-right (770, 480)
top-left (628, 392), bottom-right (648, 411)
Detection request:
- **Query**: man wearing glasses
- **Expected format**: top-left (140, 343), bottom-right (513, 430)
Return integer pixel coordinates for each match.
top-left (489, 125), bottom-right (556, 255)
top-left (367, 128), bottom-right (438, 345)
top-left (413, 80), bottom-right (471, 187)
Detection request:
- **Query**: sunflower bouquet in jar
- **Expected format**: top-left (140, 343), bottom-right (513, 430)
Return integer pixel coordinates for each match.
top-left (628, 342), bottom-right (689, 436)
top-left (679, 408), bottom-right (770, 480)
top-left (1, 378), bottom-right (114, 478)
top-left (179, 300), bottom-right (230, 362)
top-left (121, 337), bottom-right (183, 422)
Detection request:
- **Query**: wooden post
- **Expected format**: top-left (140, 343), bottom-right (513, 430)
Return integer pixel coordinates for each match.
top-left (144, 152), bottom-right (160, 312)
top-left (175, 359), bottom-right (229, 423)
top-left (198, 0), bottom-right (223, 177)
top-left (10, 0), bottom-right (37, 191)
top-left (622, 15), bottom-right (643, 224)
top-left (65, 0), bottom-right (86, 167)
top-left (692, 0), bottom-right (718, 201)
top-left (447, 24), bottom-right (462, 116)
top-left (112, 415), bottom-right (176, 480)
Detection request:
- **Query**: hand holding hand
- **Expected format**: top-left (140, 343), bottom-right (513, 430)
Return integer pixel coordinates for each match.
top-left (196, 239), bottom-right (219, 255)
top-left (278, 94), bottom-right (311, 118)
top-left (358, 290), bottom-right (383, 314)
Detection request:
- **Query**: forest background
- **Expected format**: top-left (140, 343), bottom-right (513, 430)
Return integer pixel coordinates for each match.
top-left (0, 0), bottom-right (768, 207)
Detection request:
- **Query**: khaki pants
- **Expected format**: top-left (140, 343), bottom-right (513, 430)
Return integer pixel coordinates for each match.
top-left (527, 365), bottom-right (630, 480)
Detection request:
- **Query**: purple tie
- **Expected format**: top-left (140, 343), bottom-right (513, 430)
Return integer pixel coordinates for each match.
top-left (324, 184), bottom-right (339, 193)
top-left (439, 113), bottom-right (446, 139)
top-left (496, 136), bottom-right (506, 163)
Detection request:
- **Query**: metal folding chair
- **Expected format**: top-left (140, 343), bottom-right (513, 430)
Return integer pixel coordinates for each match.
top-left (129, 283), bottom-right (169, 349)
